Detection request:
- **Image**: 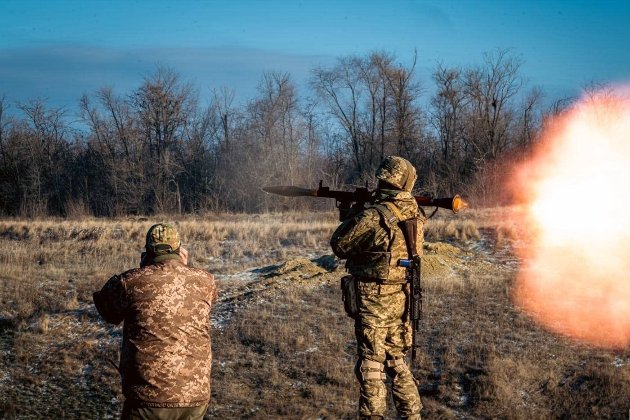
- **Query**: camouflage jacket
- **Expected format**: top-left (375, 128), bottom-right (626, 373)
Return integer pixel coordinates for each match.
top-left (331, 190), bottom-right (425, 327)
top-left (331, 189), bottom-right (425, 283)
top-left (93, 259), bottom-right (217, 407)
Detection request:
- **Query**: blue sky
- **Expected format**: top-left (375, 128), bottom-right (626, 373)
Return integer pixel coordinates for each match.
top-left (1, 0), bottom-right (629, 116)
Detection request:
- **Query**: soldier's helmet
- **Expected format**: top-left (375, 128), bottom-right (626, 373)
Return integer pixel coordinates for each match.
top-left (145, 223), bottom-right (181, 254)
top-left (375, 156), bottom-right (417, 192)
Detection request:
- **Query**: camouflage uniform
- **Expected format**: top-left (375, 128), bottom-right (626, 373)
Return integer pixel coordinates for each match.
top-left (331, 157), bottom-right (425, 420)
top-left (94, 224), bottom-right (217, 419)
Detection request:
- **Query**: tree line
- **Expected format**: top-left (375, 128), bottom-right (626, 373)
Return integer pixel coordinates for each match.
top-left (0, 49), bottom-right (549, 217)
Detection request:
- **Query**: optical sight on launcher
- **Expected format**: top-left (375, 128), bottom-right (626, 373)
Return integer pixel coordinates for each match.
top-left (262, 180), bottom-right (468, 217)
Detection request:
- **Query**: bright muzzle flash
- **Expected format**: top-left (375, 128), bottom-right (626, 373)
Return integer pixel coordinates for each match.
top-left (512, 87), bottom-right (630, 348)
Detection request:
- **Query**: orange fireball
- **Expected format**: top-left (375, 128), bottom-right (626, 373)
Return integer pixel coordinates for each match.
top-left (512, 87), bottom-right (630, 348)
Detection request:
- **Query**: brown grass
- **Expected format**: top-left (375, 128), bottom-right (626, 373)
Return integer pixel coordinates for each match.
top-left (211, 277), bottom-right (357, 418)
top-left (0, 211), bottom-right (481, 323)
top-left (0, 209), bottom-right (628, 419)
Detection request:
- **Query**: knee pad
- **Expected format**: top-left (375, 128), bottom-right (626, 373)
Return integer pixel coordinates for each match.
top-left (356, 358), bottom-right (386, 381)
top-left (385, 357), bottom-right (409, 378)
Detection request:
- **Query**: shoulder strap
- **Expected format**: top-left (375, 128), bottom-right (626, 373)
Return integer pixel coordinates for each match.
top-left (373, 202), bottom-right (418, 257)
top-left (373, 203), bottom-right (398, 228)
top-left (372, 201), bottom-right (406, 245)
top-left (381, 201), bottom-right (405, 222)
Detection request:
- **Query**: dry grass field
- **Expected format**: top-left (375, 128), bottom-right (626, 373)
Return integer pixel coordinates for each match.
top-left (0, 209), bottom-right (628, 419)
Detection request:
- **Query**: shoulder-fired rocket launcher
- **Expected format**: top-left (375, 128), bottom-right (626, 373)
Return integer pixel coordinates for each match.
top-left (262, 180), bottom-right (468, 215)
top-left (264, 180), bottom-right (467, 362)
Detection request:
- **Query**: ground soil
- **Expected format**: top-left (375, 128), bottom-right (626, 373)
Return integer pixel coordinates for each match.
top-left (1, 234), bottom-right (628, 419)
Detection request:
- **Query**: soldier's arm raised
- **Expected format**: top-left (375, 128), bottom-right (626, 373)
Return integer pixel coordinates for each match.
top-left (93, 274), bottom-right (129, 325)
top-left (330, 209), bottom-right (380, 259)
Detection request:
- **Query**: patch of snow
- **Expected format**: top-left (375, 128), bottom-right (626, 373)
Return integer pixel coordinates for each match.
top-left (0, 371), bottom-right (10, 385)
top-left (215, 270), bottom-right (259, 283)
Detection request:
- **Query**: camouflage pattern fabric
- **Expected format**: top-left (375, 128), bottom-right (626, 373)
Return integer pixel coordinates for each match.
top-left (355, 322), bottom-right (421, 419)
top-left (375, 156), bottom-right (417, 192)
top-left (353, 265), bottom-right (422, 418)
top-left (93, 259), bottom-right (217, 408)
top-left (331, 185), bottom-right (424, 419)
top-left (146, 223), bottom-right (181, 252)
top-left (331, 190), bottom-right (426, 283)
top-left (121, 401), bottom-right (208, 420)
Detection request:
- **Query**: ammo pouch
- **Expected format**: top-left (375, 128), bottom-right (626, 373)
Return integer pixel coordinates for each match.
top-left (346, 251), bottom-right (392, 280)
top-left (340, 275), bottom-right (359, 319)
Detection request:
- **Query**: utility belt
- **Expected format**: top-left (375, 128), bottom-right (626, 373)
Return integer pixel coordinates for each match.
top-left (354, 276), bottom-right (405, 294)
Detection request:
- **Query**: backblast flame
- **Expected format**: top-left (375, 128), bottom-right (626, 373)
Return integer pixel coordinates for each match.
top-left (511, 87), bottom-right (630, 348)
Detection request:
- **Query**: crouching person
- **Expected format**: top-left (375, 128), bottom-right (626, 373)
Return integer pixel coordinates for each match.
top-left (93, 223), bottom-right (217, 420)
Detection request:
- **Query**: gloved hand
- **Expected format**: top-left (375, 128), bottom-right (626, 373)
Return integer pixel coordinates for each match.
top-left (338, 202), bottom-right (363, 221)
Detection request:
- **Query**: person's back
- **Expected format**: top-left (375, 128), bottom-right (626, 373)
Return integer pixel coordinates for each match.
top-left (330, 156), bottom-right (424, 420)
top-left (94, 223), bottom-right (217, 419)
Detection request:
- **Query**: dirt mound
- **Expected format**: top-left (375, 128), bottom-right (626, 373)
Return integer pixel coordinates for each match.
top-left (424, 241), bottom-right (462, 256)
top-left (267, 258), bottom-right (330, 279)
top-left (264, 243), bottom-right (463, 281)
top-left (422, 241), bottom-right (463, 279)
top-left (262, 244), bottom-right (463, 281)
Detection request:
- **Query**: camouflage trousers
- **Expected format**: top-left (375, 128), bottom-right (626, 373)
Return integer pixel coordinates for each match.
top-left (121, 401), bottom-right (208, 420)
top-left (355, 322), bottom-right (422, 419)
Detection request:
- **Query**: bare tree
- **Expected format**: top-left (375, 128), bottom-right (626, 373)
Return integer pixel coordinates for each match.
top-left (0, 97), bottom-right (23, 215)
top-left (131, 67), bottom-right (196, 213)
top-left (312, 52), bottom-right (424, 184)
top-left (212, 86), bottom-right (238, 151)
top-left (515, 86), bottom-right (543, 148)
top-left (80, 88), bottom-right (146, 215)
top-left (14, 100), bottom-right (71, 215)
top-left (379, 51), bottom-right (424, 157)
top-left (311, 56), bottom-right (365, 177)
top-left (462, 49), bottom-right (523, 162)
top-left (429, 64), bottom-right (468, 193)
top-left (0, 50), bottom-right (549, 216)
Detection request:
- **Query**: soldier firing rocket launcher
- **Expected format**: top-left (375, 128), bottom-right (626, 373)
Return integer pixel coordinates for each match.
top-left (264, 179), bottom-right (468, 363)
top-left (262, 180), bottom-right (468, 219)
